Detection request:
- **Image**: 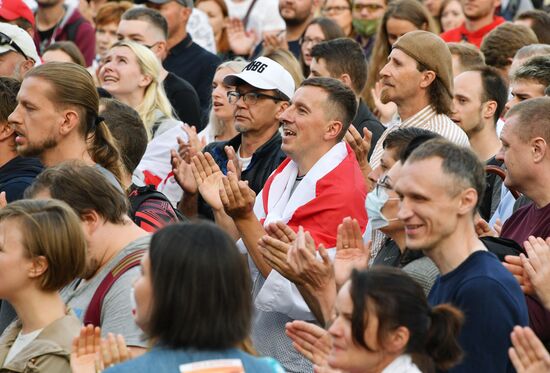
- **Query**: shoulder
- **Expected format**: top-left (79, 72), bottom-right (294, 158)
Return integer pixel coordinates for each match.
top-left (440, 27), bottom-right (462, 41)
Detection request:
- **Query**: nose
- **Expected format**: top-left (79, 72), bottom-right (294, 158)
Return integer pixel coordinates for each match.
top-left (327, 315), bottom-right (344, 338)
top-left (495, 146), bottom-right (504, 162)
top-left (379, 61), bottom-right (390, 79)
top-left (396, 197), bottom-right (412, 222)
top-left (8, 104), bottom-right (22, 128)
top-left (278, 104), bottom-right (294, 124)
top-left (212, 85), bottom-right (224, 99)
top-left (368, 166), bottom-right (382, 186)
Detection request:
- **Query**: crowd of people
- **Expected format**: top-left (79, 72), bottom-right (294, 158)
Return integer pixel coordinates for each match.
top-left (0, 0), bottom-right (549, 371)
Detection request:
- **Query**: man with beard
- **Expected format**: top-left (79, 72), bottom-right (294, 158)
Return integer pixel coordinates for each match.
top-left (25, 163), bottom-right (149, 353)
top-left (369, 31), bottom-right (469, 171)
top-left (441, 0), bottom-right (505, 48)
top-left (8, 62), bottom-right (123, 187)
top-left (32, 0), bottom-right (95, 65)
top-left (255, 0), bottom-right (317, 59)
top-left (451, 65), bottom-right (508, 220)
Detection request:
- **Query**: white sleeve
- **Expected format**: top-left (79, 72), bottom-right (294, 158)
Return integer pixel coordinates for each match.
top-left (254, 248), bottom-right (336, 321)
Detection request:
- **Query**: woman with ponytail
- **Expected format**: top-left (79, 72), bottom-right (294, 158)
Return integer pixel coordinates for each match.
top-left (286, 267), bottom-right (463, 373)
top-left (8, 62), bottom-right (124, 185)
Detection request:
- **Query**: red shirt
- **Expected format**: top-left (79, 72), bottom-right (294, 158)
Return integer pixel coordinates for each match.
top-left (440, 16), bottom-right (505, 48)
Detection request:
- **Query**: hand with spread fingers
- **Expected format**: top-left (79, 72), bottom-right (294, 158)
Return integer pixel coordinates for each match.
top-left (180, 124), bottom-right (206, 157)
top-left (171, 149), bottom-right (197, 194)
top-left (191, 152), bottom-right (224, 211)
top-left (509, 326), bottom-right (550, 373)
top-left (70, 325), bottom-right (102, 373)
top-left (263, 31), bottom-right (289, 52)
top-left (225, 18), bottom-right (256, 56)
top-left (344, 126), bottom-right (372, 170)
top-left (371, 80), bottom-right (397, 124)
top-left (521, 236), bottom-right (550, 309)
top-left (285, 321), bottom-right (332, 369)
top-left (219, 171), bottom-right (256, 220)
top-left (503, 255), bottom-right (535, 295)
top-left (334, 217), bottom-right (370, 288)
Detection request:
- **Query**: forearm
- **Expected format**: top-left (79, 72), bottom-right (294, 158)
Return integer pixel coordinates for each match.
top-left (296, 282), bottom-right (337, 326)
top-left (178, 192), bottom-right (198, 218)
top-left (213, 208), bottom-right (241, 240)
top-left (235, 215), bottom-right (272, 278)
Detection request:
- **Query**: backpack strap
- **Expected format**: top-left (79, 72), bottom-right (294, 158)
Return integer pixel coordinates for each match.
top-left (65, 17), bottom-right (85, 42)
top-left (82, 248), bottom-right (147, 327)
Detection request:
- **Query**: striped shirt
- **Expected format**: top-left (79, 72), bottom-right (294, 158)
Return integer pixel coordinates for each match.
top-left (368, 105), bottom-right (469, 265)
top-left (370, 105), bottom-right (470, 169)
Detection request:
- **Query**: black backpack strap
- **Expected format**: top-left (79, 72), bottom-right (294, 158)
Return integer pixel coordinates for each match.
top-left (65, 17), bottom-right (85, 42)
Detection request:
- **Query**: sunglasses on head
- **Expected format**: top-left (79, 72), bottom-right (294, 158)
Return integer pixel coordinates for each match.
top-left (0, 32), bottom-right (29, 60)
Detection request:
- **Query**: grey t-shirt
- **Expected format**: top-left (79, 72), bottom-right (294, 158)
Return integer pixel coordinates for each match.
top-left (61, 235), bottom-right (150, 348)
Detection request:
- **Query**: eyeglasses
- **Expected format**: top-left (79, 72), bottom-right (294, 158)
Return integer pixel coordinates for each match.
top-left (227, 91), bottom-right (283, 105)
top-left (374, 174), bottom-right (399, 198)
top-left (0, 32), bottom-right (29, 60)
top-left (299, 37), bottom-right (325, 46)
top-left (321, 5), bottom-right (351, 14)
top-left (353, 3), bottom-right (384, 12)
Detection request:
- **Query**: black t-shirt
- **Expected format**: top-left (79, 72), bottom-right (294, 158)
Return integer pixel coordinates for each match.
top-left (163, 72), bottom-right (202, 130)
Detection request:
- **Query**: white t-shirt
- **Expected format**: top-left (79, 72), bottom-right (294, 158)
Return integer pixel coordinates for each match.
top-left (4, 329), bottom-right (43, 365)
top-left (237, 146), bottom-right (252, 171)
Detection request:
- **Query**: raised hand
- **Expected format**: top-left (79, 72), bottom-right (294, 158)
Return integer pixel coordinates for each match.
top-left (285, 321), bottom-right (332, 367)
top-left (191, 152), bottom-right (224, 211)
top-left (219, 171), bottom-right (256, 220)
top-left (344, 126), bottom-right (372, 169)
top-left (522, 236), bottom-right (550, 309)
top-left (70, 325), bottom-right (101, 373)
top-left (225, 146), bottom-right (242, 180)
top-left (171, 149), bottom-right (197, 194)
top-left (100, 333), bottom-right (131, 369)
top-left (262, 30), bottom-right (289, 52)
top-left (509, 326), bottom-right (550, 373)
top-left (180, 124), bottom-right (205, 158)
top-left (334, 217), bottom-right (370, 288)
top-left (265, 221), bottom-right (297, 244)
top-left (503, 255), bottom-right (535, 295)
top-left (371, 80), bottom-right (397, 124)
top-left (225, 18), bottom-right (256, 56)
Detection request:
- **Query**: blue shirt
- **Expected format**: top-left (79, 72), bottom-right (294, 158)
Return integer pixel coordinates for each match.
top-left (104, 346), bottom-right (284, 373)
top-left (429, 250), bottom-right (528, 373)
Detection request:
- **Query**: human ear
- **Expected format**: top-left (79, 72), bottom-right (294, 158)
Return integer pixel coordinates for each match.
top-left (60, 109), bottom-right (80, 136)
top-left (531, 137), bottom-right (547, 164)
top-left (457, 187), bottom-right (478, 216)
top-left (384, 326), bottom-right (410, 353)
top-left (419, 70), bottom-right (436, 89)
top-left (324, 120), bottom-right (343, 141)
top-left (28, 255), bottom-right (48, 280)
top-left (482, 100), bottom-right (497, 120)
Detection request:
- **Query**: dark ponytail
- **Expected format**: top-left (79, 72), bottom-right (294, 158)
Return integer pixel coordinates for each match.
top-left (426, 304), bottom-right (464, 371)
top-left (25, 62), bottom-right (124, 184)
top-left (350, 267), bottom-right (463, 372)
top-left (87, 119), bottom-right (124, 184)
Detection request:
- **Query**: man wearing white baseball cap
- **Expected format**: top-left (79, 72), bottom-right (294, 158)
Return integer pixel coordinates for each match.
top-left (0, 23), bottom-right (40, 79)
top-left (185, 57), bottom-right (293, 220)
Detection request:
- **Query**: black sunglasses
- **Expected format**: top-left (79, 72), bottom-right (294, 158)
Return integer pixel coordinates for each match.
top-left (0, 32), bottom-right (29, 60)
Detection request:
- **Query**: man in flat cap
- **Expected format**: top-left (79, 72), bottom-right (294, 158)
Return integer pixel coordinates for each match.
top-left (369, 30), bottom-right (469, 170)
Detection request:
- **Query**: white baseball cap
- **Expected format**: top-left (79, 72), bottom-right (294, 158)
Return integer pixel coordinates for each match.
top-left (0, 23), bottom-right (41, 64)
top-left (223, 57), bottom-right (295, 100)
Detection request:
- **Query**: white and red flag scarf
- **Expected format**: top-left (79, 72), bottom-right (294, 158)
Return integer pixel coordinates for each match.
top-left (253, 141), bottom-right (369, 248)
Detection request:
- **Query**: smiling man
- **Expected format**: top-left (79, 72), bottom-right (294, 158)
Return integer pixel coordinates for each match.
top-left (395, 138), bottom-right (528, 373)
top-left (215, 76), bottom-right (368, 373)
top-left (369, 30), bottom-right (468, 170)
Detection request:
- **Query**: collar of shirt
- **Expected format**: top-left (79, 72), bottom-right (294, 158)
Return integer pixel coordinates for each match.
top-left (169, 34), bottom-right (194, 56)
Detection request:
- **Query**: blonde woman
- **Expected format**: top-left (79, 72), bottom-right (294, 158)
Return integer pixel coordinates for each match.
top-left (100, 41), bottom-right (186, 204)
top-left (99, 41), bottom-right (178, 140)
top-left (0, 199), bottom-right (87, 372)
